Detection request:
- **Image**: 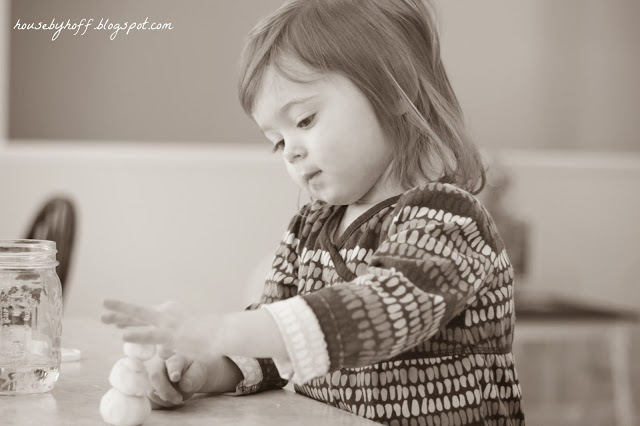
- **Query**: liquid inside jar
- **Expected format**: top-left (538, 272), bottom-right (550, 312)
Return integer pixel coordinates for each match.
top-left (0, 241), bottom-right (62, 395)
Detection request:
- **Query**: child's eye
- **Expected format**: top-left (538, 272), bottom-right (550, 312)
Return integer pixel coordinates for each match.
top-left (271, 140), bottom-right (285, 154)
top-left (297, 114), bottom-right (316, 129)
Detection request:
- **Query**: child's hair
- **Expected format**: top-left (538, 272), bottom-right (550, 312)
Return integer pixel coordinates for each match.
top-left (238, 0), bottom-right (486, 195)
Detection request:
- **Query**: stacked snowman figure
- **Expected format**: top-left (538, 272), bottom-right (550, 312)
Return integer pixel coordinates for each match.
top-left (100, 343), bottom-right (157, 426)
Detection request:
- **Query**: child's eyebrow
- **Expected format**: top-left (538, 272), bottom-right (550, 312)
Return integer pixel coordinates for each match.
top-left (277, 95), bottom-right (317, 114)
top-left (259, 95), bottom-right (317, 132)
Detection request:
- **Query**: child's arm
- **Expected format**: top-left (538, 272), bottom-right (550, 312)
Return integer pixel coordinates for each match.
top-left (289, 183), bottom-right (508, 374)
top-left (144, 353), bottom-right (244, 408)
top-left (101, 301), bottom-right (290, 362)
top-left (101, 299), bottom-right (294, 407)
top-left (253, 183), bottom-right (510, 383)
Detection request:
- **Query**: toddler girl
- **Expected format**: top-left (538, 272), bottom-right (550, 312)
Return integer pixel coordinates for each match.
top-left (102, 0), bottom-right (525, 424)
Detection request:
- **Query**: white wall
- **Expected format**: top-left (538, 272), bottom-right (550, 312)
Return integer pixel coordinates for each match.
top-left (494, 150), bottom-right (640, 309)
top-left (439, 0), bottom-right (640, 152)
top-left (438, 0), bottom-right (546, 151)
top-left (0, 145), bottom-right (638, 319)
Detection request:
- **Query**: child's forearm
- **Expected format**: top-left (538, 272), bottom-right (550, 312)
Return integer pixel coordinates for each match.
top-left (200, 356), bottom-right (244, 394)
top-left (197, 310), bottom-right (288, 394)
top-left (216, 309), bottom-right (289, 360)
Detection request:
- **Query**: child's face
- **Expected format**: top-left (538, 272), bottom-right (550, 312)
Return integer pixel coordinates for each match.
top-left (252, 60), bottom-right (400, 206)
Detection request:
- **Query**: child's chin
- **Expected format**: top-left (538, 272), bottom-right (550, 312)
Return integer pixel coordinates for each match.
top-left (305, 184), bottom-right (359, 205)
top-left (317, 194), bottom-right (356, 206)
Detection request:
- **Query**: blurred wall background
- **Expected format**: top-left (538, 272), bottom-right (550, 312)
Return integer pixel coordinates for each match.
top-left (6, 0), bottom-right (640, 151)
top-left (1, 1), bottom-right (639, 425)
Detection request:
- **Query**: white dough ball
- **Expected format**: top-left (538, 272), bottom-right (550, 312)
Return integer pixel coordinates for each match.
top-left (123, 343), bottom-right (156, 361)
top-left (109, 357), bottom-right (150, 396)
top-left (100, 388), bottom-right (151, 426)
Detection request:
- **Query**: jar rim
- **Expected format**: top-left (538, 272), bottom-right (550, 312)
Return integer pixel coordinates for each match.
top-left (0, 239), bottom-right (56, 248)
top-left (0, 239), bottom-right (58, 268)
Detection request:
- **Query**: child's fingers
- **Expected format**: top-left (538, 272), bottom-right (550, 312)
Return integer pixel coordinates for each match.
top-left (146, 357), bottom-right (183, 406)
top-left (157, 345), bottom-right (175, 360)
top-left (103, 299), bottom-right (162, 325)
top-left (147, 390), bottom-right (181, 410)
top-left (100, 311), bottom-right (128, 325)
top-left (122, 326), bottom-right (172, 346)
top-left (147, 390), bottom-right (170, 408)
top-left (165, 354), bottom-right (188, 382)
top-left (100, 312), bottom-right (145, 327)
top-left (115, 321), bottom-right (144, 329)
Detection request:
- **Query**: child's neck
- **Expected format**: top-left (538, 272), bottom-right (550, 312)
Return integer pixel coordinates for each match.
top-left (333, 173), bottom-right (406, 241)
top-left (334, 192), bottom-right (401, 241)
top-left (334, 203), bottom-right (371, 241)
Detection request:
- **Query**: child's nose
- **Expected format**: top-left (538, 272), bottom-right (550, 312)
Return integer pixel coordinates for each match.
top-left (283, 140), bottom-right (307, 163)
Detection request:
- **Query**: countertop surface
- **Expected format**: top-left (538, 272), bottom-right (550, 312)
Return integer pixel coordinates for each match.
top-left (0, 317), bottom-right (378, 426)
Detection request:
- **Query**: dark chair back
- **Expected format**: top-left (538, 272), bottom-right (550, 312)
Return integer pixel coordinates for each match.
top-left (26, 197), bottom-right (77, 296)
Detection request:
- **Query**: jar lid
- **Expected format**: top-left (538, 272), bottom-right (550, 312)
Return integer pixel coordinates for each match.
top-left (0, 239), bottom-right (59, 268)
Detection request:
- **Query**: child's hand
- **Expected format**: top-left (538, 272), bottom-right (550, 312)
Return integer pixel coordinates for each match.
top-left (145, 353), bottom-right (206, 409)
top-left (101, 299), bottom-right (221, 361)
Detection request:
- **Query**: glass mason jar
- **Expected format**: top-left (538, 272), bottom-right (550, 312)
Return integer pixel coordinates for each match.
top-left (0, 240), bottom-right (63, 395)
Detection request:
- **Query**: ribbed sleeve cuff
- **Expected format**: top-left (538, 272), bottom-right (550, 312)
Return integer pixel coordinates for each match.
top-left (225, 355), bottom-right (263, 395)
top-left (261, 296), bottom-right (330, 385)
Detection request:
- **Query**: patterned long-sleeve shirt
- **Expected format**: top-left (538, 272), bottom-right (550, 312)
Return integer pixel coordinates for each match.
top-left (229, 182), bottom-right (525, 425)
